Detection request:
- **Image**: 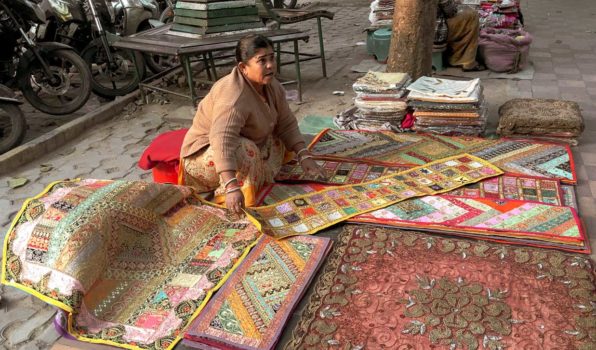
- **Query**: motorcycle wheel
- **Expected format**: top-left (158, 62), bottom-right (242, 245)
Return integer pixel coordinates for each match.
top-left (140, 19), bottom-right (178, 74)
top-left (82, 39), bottom-right (145, 99)
top-left (0, 103), bottom-right (26, 154)
top-left (282, 0), bottom-right (298, 8)
top-left (270, 0), bottom-right (297, 8)
top-left (144, 52), bottom-right (179, 74)
top-left (18, 49), bottom-right (92, 115)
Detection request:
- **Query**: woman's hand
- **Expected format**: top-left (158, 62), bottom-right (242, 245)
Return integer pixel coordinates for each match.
top-left (300, 158), bottom-right (326, 179)
top-left (226, 190), bottom-right (245, 216)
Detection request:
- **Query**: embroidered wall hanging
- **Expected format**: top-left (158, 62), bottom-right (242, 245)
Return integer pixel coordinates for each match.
top-left (446, 174), bottom-right (565, 206)
top-left (245, 154), bottom-right (503, 239)
top-left (352, 195), bottom-right (588, 253)
top-left (259, 174), bottom-right (570, 207)
top-left (285, 225), bottom-right (596, 350)
top-left (275, 160), bottom-right (407, 185)
top-left (183, 235), bottom-right (331, 350)
top-left (2, 179), bottom-right (260, 350)
top-left (308, 129), bottom-right (577, 184)
top-left (257, 183), bottom-right (329, 206)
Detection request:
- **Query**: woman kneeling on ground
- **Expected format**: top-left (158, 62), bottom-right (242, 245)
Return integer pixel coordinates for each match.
top-left (180, 34), bottom-right (324, 214)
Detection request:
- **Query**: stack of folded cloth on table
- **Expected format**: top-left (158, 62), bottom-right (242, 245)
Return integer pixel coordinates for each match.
top-left (406, 76), bottom-right (487, 136)
top-left (335, 71), bottom-right (411, 131)
top-left (369, 0), bottom-right (395, 26)
top-left (169, 0), bottom-right (265, 37)
top-left (497, 98), bottom-right (584, 145)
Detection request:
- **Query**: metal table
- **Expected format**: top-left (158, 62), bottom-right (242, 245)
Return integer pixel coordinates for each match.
top-left (113, 24), bottom-right (310, 104)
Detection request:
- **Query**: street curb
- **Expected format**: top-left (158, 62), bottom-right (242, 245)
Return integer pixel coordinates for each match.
top-left (0, 91), bottom-right (139, 176)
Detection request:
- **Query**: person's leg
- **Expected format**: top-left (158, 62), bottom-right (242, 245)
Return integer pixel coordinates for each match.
top-left (181, 147), bottom-right (221, 196)
top-left (182, 137), bottom-right (287, 207)
top-left (446, 8), bottom-right (482, 70)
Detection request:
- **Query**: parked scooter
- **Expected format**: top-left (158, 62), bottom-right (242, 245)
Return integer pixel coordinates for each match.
top-left (40, 0), bottom-right (150, 98)
top-left (0, 84), bottom-right (26, 154)
top-left (0, 0), bottom-right (92, 115)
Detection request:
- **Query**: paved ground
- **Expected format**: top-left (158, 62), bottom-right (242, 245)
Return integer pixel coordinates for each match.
top-left (1, 0), bottom-right (595, 348)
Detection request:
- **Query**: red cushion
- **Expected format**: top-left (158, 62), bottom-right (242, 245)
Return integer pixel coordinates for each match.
top-left (138, 129), bottom-right (188, 170)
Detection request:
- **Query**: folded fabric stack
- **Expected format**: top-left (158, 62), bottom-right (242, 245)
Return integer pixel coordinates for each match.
top-left (407, 76), bottom-right (487, 136)
top-left (336, 71), bottom-right (411, 131)
top-left (479, 0), bottom-right (521, 29)
top-left (169, 0), bottom-right (265, 38)
top-left (369, 0), bottom-right (395, 26)
top-left (497, 98), bottom-right (585, 145)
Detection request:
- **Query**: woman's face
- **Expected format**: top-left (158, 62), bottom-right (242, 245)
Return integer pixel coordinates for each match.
top-left (239, 47), bottom-right (276, 86)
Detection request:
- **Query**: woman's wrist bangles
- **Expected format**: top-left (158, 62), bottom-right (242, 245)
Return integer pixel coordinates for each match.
top-left (299, 154), bottom-right (313, 163)
top-left (223, 177), bottom-right (238, 188)
top-left (296, 148), bottom-right (314, 163)
top-left (296, 148), bottom-right (309, 157)
top-left (225, 186), bottom-right (241, 194)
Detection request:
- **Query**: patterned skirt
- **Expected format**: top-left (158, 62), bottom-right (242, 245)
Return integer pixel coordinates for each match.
top-left (182, 136), bottom-right (286, 207)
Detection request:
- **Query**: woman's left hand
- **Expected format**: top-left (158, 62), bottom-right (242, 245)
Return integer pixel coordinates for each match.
top-left (300, 158), bottom-right (326, 179)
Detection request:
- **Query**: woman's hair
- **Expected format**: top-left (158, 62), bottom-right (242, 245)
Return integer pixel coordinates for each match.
top-left (235, 34), bottom-right (274, 64)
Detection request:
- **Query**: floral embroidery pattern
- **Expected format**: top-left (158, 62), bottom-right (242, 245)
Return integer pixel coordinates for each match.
top-left (285, 225), bottom-right (596, 350)
top-left (402, 276), bottom-right (511, 350)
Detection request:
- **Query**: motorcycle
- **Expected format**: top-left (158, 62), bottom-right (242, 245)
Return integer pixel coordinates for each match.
top-left (40, 0), bottom-right (151, 98)
top-left (0, 84), bottom-right (26, 154)
top-left (0, 0), bottom-right (92, 115)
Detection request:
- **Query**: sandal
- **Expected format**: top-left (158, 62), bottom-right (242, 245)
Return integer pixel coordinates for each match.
top-left (462, 64), bottom-right (487, 72)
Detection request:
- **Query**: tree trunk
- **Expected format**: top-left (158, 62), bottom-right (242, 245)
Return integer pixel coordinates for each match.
top-left (386, 0), bottom-right (438, 80)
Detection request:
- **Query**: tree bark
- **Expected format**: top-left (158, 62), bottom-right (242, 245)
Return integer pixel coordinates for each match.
top-left (386, 0), bottom-right (438, 80)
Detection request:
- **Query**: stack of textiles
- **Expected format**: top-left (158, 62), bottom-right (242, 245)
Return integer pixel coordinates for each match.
top-left (335, 71), bottom-right (411, 131)
top-left (407, 76), bottom-right (487, 136)
top-left (497, 98), bottom-right (585, 145)
top-left (169, 0), bottom-right (265, 37)
top-left (479, 0), bottom-right (521, 29)
top-left (369, 0), bottom-right (395, 26)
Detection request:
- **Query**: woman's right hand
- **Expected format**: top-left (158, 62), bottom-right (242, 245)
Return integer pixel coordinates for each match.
top-left (226, 190), bottom-right (245, 216)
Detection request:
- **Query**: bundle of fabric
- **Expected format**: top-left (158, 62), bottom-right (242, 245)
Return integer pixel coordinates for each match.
top-left (406, 76), bottom-right (487, 136)
top-left (368, 0), bottom-right (395, 26)
top-left (335, 71), bottom-right (411, 131)
top-left (479, 0), bottom-right (521, 29)
top-left (497, 98), bottom-right (585, 145)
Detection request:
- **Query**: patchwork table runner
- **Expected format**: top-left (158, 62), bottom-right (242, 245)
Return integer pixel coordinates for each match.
top-left (285, 225), bottom-right (596, 350)
top-left (245, 154), bottom-right (502, 239)
top-left (308, 129), bottom-right (577, 184)
top-left (353, 196), bottom-right (587, 253)
top-left (263, 174), bottom-right (568, 207)
top-left (183, 235), bottom-right (331, 350)
top-left (275, 160), bottom-right (407, 185)
top-left (1, 179), bottom-right (260, 350)
top-left (255, 177), bottom-right (586, 253)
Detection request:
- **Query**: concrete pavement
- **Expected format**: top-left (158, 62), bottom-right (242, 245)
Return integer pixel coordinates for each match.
top-left (1, 0), bottom-right (595, 348)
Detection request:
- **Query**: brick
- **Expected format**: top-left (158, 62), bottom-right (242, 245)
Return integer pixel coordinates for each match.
top-left (0, 308), bottom-right (36, 343)
top-left (7, 307), bottom-right (56, 345)
top-left (19, 342), bottom-right (40, 350)
top-left (34, 321), bottom-right (61, 346)
top-left (557, 80), bottom-right (586, 88)
top-left (554, 67), bottom-right (581, 75)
